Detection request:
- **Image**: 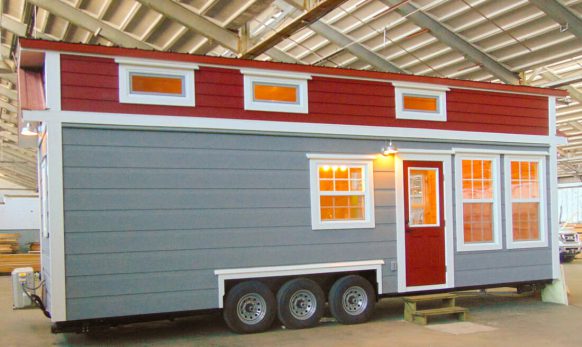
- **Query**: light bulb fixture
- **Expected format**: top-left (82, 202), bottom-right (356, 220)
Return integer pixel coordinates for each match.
top-left (21, 122), bottom-right (38, 136)
top-left (381, 140), bottom-right (398, 156)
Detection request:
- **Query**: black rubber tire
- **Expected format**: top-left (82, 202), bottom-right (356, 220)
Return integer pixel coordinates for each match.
top-left (328, 275), bottom-right (375, 325)
top-left (223, 281), bottom-right (276, 334)
top-left (276, 278), bottom-right (325, 329)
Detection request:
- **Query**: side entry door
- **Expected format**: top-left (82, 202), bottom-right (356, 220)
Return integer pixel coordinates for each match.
top-left (403, 160), bottom-right (446, 287)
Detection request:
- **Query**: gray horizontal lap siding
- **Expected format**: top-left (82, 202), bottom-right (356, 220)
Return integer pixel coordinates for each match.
top-left (62, 127), bottom-right (397, 320)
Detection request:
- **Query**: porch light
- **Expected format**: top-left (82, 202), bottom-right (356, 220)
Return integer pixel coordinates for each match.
top-left (381, 140), bottom-right (398, 156)
top-left (21, 122), bottom-right (38, 136)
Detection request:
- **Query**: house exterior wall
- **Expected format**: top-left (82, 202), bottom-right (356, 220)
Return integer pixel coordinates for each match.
top-left (60, 54), bottom-right (548, 135)
top-left (61, 126), bottom-right (553, 321)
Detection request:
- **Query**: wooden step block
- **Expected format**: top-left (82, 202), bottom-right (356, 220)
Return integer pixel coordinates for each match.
top-left (402, 293), bottom-right (457, 303)
top-left (411, 306), bottom-right (468, 325)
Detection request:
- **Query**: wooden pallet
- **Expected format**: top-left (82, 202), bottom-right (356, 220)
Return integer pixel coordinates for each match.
top-left (403, 293), bottom-right (468, 325)
top-left (0, 254), bottom-right (40, 273)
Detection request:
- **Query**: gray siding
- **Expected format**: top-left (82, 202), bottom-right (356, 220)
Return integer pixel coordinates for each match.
top-left (62, 127), bottom-right (397, 320)
top-left (61, 126), bottom-right (554, 321)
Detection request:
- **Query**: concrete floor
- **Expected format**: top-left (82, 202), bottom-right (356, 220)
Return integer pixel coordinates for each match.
top-left (2, 261), bottom-right (582, 347)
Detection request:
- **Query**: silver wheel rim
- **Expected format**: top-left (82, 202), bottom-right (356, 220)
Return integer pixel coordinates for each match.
top-left (289, 289), bottom-right (317, 320)
top-left (236, 293), bottom-right (267, 325)
top-left (342, 286), bottom-right (368, 316)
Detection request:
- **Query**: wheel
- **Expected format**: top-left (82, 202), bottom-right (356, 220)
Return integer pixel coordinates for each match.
top-left (223, 281), bottom-right (276, 334)
top-left (276, 278), bottom-right (325, 329)
top-left (328, 275), bottom-right (375, 325)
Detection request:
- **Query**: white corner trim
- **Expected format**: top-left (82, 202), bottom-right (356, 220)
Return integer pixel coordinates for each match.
top-left (115, 57), bottom-right (199, 70)
top-left (391, 81), bottom-right (450, 92)
top-left (454, 154), bottom-right (503, 252)
top-left (23, 110), bottom-right (556, 146)
top-left (44, 52), bottom-right (61, 111)
top-left (548, 97), bottom-right (560, 279)
top-left (395, 153), bottom-right (455, 293)
top-left (240, 68), bottom-right (312, 80)
top-left (214, 260), bottom-right (385, 308)
top-left (306, 153), bottom-right (378, 160)
top-left (46, 122), bottom-right (66, 322)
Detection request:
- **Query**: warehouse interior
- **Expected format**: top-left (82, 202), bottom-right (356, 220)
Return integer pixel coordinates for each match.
top-left (1, 0), bottom-right (582, 344)
top-left (1, 0), bottom-right (582, 188)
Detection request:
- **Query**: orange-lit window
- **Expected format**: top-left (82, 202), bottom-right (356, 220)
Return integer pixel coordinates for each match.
top-left (455, 155), bottom-right (501, 251)
top-left (394, 83), bottom-right (448, 121)
top-left (504, 156), bottom-right (546, 249)
top-left (319, 165), bottom-right (365, 221)
top-left (408, 168), bottom-right (439, 226)
top-left (130, 73), bottom-right (184, 96)
top-left (253, 83), bottom-right (298, 104)
top-left (510, 161), bottom-right (541, 241)
top-left (461, 159), bottom-right (494, 243)
top-left (117, 58), bottom-right (197, 106)
top-left (243, 70), bottom-right (310, 113)
top-left (309, 157), bottom-right (374, 230)
top-left (403, 94), bottom-right (438, 112)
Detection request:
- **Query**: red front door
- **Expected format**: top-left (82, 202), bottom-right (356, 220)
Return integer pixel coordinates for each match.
top-left (403, 160), bottom-right (446, 287)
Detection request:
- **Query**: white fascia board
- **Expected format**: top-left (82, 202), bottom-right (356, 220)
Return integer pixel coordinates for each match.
top-left (215, 260), bottom-right (385, 308)
top-left (240, 68), bottom-right (312, 80)
top-left (452, 148), bottom-right (549, 155)
top-left (23, 110), bottom-right (556, 147)
top-left (115, 57), bottom-right (199, 70)
top-left (306, 153), bottom-right (377, 160)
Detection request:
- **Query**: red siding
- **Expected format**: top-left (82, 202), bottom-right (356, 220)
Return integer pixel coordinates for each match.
top-left (60, 55), bottom-right (548, 135)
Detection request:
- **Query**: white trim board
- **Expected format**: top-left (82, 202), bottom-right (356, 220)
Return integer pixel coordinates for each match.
top-left (395, 153), bottom-right (455, 293)
top-left (24, 110), bottom-right (558, 146)
top-left (548, 97), bottom-right (560, 280)
top-left (46, 122), bottom-right (66, 322)
top-left (214, 260), bottom-right (385, 308)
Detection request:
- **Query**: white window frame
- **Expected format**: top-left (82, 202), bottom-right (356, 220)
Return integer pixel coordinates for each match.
top-left (504, 156), bottom-right (547, 249)
top-left (307, 154), bottom-right (375, 230)
top-left (241, 68), bottom-right (311, 114)
top-left (454, 154), bottom-right (502, 251)
top-left (116, 57), bottom-right (198, 107)
top-left (393, 81), bottom-right (448, 122)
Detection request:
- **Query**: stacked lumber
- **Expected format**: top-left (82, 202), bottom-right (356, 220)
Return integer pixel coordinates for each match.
top-left (0, 254), bottom-right (40, 273)
top-left (29, 242), bottom-right (40, 253)
top-left (0, 233), bottom-right (20, 254)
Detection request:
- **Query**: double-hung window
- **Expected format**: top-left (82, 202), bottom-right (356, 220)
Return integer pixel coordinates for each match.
top-left (308, 155), bottom-right (375, 230)
top-left (505, 157), bottom-right (547, 248)
top-left (455, 155), bottom-right (502, 251)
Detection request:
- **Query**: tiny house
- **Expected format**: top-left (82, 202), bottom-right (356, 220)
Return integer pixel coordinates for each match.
top-left (17, 39), bottom-right (567, 333)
